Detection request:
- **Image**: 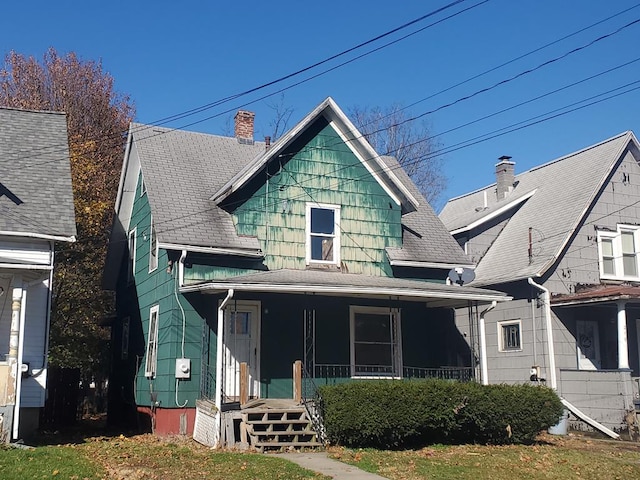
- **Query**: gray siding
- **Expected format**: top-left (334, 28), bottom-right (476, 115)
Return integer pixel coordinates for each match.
top-left (559, 369), bottom-right (635, 432)
top-left (547, 150), bottom-right (640, 294)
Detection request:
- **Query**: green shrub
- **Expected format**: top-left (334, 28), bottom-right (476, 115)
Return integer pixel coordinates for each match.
top-left (318, 380), bottom-right (563, 448)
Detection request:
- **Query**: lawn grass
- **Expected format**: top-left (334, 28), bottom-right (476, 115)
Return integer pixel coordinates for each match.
top-left (329, 433), bottom-right (640, 480)
top-left (2, 429), bottom-right (640, 480)
top-left (0, 443), bottom-right (103, 479)
top-left (0, 434), bottom-right (328, 480)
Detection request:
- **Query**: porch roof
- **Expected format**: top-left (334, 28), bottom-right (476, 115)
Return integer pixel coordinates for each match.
top-left (180, 268), bottom-right (510, 308)
top-left (551, 285), bottom-right (640, 307)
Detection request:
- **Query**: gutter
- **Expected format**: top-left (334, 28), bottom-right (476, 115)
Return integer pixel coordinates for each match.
top-left (0, 231), bottom-right (76, 243)
top-left (479, 301), bottom-right (497, 385)
top-left (214, 289), bottom-right (234, 447)
top-left (158, 243), bottom-right (263, 259)
top-left (181, 282), bottom-right (508, 303)
top-left (528, 278), bottom-right (557, 390)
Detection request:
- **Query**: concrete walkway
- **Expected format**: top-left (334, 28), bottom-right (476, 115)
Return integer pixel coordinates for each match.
top-left (278, 452), bottom-right (389, 479)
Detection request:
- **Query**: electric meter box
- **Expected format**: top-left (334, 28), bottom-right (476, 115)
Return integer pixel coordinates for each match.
top-left (175, 358), bottom-right (191, 379)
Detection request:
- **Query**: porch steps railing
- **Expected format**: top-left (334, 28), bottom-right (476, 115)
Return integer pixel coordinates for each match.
top-left (241, 405), bottom-right (322, 452)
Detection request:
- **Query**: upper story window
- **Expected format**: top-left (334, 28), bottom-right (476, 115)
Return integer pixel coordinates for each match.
top-left (149, 217), bottom-right (158, 272)
top-left (127, 228), bottom-right (136, 284)
top-left (306, 203), bottom-right (340, 265)
top-left (597, 225), bottom-right (640, 280)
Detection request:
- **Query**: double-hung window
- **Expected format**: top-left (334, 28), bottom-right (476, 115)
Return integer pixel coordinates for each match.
top-left (350, 306), bottom-right (401, 377)
top-left (149, 216), bottom-right (158, 272)
top-left (306, 203), bottom-right (340, 265)
top-left (597, 225), bottom-right (640, 280)
top-left (127, 228), bottom-right (136, 284)
top-left (145, 305), bottom-right (160, 378)
top-left (498, 320), bottom-right (522, 352)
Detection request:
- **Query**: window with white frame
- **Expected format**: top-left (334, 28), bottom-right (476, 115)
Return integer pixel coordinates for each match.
top-left (306, 203), bottom-right (340, 265)
top-left (149, 217), bottom-right (158, 272)
top-left (597, 225), bottom-right (640, 280)
top-left (127, 228), bottom-right (136, 284)
top-left (498, 320), bottom-right (522, 352)
top-left (145, 305), bottom-right (160, 378)
top-left (350, 306), bottom-right (401, 377)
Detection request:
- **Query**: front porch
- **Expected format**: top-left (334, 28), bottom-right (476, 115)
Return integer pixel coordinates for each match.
top-left (185, 269), bottom-right (508, 447)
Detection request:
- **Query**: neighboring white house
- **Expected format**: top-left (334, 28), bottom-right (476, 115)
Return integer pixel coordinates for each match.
top-left (0, 107), bottom-right (76, 441)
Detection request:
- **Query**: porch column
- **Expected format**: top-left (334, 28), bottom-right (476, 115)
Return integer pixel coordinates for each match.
top-left (7, 286), bottom-right (23, 404)
top-left (616, 301), bottom-right (630, 370)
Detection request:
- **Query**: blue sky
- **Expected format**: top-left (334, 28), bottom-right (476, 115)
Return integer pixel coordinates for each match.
top-left (2, 0), bottom-right (639, 210)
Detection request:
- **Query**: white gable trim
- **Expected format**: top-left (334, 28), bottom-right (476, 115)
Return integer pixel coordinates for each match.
top-left (211, 97), bottom-right (419, 211)
top-left (539, 133), bottom-right (640, 277)
top-left (450, 189), bottom-right (537, 236)
top-left (329, 120), bottom-right (401, 206)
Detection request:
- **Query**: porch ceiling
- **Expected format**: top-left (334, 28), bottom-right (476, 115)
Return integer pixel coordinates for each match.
top-left (180, 268), bottom-right (509, 308)
top-left (551, 285), bottom-right (640, 307)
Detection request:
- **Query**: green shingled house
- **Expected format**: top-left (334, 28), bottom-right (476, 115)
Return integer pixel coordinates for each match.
top-left (103, 97), bottom-right (507, 446)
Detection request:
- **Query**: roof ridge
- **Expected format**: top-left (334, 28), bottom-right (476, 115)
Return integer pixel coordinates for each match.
top-left (527, 131), bottom-right (631, 174)
top-left (0, 105), bottom-right (66, 116)
top-left (130, 122), bottom-right (266, 144)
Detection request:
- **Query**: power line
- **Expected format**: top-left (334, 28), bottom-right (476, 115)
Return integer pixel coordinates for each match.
top-left (0, 0), bottom-right (488, 170)
top-left (146, 80), bottom-right (640, 237)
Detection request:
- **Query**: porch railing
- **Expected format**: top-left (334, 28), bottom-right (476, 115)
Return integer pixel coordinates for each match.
top-left (311, 364), bottom-right (474, 384)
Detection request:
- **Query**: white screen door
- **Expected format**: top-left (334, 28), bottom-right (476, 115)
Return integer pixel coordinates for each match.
top-left (576, 320), bottom-right (601, 370)
top-left (224, 301), bottom-right (260, 400)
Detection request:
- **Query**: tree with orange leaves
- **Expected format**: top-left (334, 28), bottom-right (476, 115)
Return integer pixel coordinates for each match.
top-left (0, 48), bottom-right (135, 389)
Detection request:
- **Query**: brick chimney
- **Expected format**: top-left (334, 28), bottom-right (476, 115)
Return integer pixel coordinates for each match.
top-left (234, 110), bottom-right (255, 143)
top-left (495, 155), bottom-right (515, 200)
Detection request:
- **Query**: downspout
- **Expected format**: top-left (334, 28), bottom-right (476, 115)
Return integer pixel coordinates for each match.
top-left (12, 285), bottom-right (27, 440)
top-left (215, 288), bottom-right (234, 446)
top-left (528, 278), bottom-right (557, 390)
top-left (479, 301), bottom-right (496, 386)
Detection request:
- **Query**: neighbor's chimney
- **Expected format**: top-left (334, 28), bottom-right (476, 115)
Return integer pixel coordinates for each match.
top-left (234, 110), bottom-right (255, 143)
top-left (495, 155), bottom-right (515, 200)
top-left (264, 135), bottom-right (271, 151)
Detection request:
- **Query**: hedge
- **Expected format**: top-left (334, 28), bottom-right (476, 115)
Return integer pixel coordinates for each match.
top-left (318, 380), bottom-right (563, 448)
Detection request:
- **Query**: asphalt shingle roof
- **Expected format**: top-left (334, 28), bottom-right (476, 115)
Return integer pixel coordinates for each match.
top-left (132, 124), bottom-right (264, 250)
top-left (132, 101), bottom-right (470, 266)
top-left (439, 131), bottom-right (637, 285)
top-left (0, 107), bottom-right (76, 238)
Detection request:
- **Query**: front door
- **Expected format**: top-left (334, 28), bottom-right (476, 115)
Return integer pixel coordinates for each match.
top-left (576, 320), bottom-right (601, 370)
top-left (224, 301), bottom-right (260, 400)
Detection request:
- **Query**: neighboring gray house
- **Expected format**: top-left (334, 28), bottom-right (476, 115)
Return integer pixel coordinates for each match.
top-left (440, 131), bottom-right (640, 436)
top-left (0, 107), bottom-right (76, 441)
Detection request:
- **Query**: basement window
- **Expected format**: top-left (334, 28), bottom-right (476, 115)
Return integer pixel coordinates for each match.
top-left (498, 320), bottom-right (522, 352)
top-left (350, 306), bottom-right (402, 377)
top-left (145, 305), bottom-right (160, 378)
top-left (306, 203), bottom-right (340, 265)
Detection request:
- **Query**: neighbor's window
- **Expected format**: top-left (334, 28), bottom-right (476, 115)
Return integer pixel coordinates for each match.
top-left (149, 217), bottom-right (158, 272)
top-left (306, 203), bottom-right (340, 265)
top-left (127, 228), bottom-right (136, 284)
top-left (145, 305), bottom-right (160, 378)
top-left (350, 306), bottom-right (401, 377)
top-left (498, 320), bottom-right (522, 352)
top-left (597, 225), bottom-right (640, 280)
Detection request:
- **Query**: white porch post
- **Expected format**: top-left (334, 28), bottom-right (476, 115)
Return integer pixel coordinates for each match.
top-left (215, 289), bottom-right (234, 447)
top-left (616, 300), bottom-right (630, 370)
top-left (479, 301), bottom-right (496, 385)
